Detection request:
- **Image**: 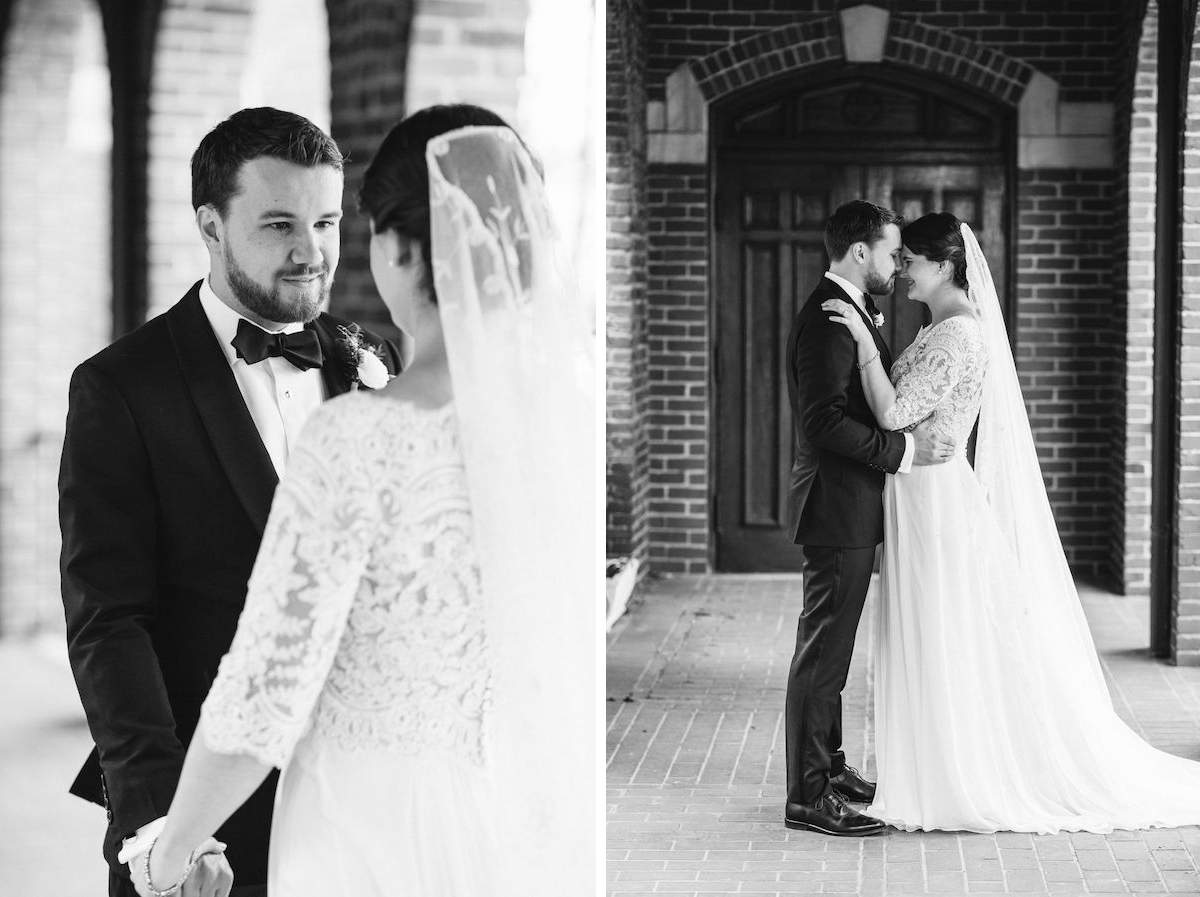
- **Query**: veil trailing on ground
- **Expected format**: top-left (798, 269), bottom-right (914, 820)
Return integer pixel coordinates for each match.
top-left (426, 126), bottom-right (596, 896)
top-left (963, 223), bottom-right (1109, 689)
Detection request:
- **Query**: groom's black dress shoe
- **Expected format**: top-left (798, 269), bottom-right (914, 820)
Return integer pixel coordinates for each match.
top-left (784, 791), bottom-right (885, 836)
top-left (829, 764), bottom-right (876, 802)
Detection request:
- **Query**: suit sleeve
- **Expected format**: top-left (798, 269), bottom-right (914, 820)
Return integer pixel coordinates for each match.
top-left (793, 310), bottom-right (907, 473)
top-left (59, 362), bottom-right (184, 836)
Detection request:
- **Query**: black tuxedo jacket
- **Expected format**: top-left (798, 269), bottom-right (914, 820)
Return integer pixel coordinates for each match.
top-left (59, 282), bottom-right (402, 884)
top-left (785, 277), bottom-right (908, 548)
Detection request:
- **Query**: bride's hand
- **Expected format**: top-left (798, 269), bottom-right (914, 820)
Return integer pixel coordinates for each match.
top-left (821, 298), bottom-right (872, 349)
top-left (134, 836), bottom-right (231, 897)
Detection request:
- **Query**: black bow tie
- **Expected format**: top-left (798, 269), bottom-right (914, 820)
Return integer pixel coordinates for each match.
top-left (231, 318), bottom-right (324, 370)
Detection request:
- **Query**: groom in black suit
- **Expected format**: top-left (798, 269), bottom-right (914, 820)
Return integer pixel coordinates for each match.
top-left (59, 108), bottom-right (401, 896)
top-left (783, 200), bottom-right (952, 835)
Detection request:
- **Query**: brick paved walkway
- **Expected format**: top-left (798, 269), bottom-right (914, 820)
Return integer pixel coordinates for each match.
top-left (607, 576), bottom-right (1200, 897)
top-left (0, 633), bottom-right (106, 896)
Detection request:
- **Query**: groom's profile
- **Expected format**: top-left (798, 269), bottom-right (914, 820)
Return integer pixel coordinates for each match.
top-left (59, 107), bottom-right (401, 896)
top-left (782, 200), bottom-right (952, 836)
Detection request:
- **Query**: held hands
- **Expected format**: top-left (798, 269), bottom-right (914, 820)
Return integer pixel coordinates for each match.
top-left (132, 836), bottom-right (232, 897)
top-left (912, 421), bottom-right (956, 466)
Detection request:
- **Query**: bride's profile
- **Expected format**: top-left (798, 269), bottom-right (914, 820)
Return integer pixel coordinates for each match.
top-left (132, 104), bottom-right (594, 896)
top-left (824, 211), bottom-right (1200, 833)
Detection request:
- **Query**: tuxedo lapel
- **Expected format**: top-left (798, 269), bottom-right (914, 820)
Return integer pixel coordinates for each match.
top-left (312, 316), bottom-right (354, 397)
top-left (855, 299), bottom-right (894, 372)
top-left (824, 280), bottom-right (894, 371)
top-left (165, 285), bottom-right (278, 534)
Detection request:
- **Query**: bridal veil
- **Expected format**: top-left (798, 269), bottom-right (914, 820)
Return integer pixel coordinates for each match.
top-left (427, 126), bottom-right (596, 893)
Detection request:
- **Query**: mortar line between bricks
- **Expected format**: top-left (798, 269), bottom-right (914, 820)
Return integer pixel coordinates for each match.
top-left (627, 705), bottom-right (668, 784)
top-left (857, 836), bottom-right (865, 897)
top-left (694, 709), bottom-right (726, 786)
top-left (955, 833), bottom-right (967, 894)
top-left (608, 700), bottom-right (651, 775)
top-left (665, 706), bottom-right (700, 785)
top-left (920, 831), bottom-right (930, 891)
top-left (725, 709), bottom-right (755, 787)
top-left (764, 709), bottom-right (783, 787)
top-left (606, 701), bottom-right (641, 768)
top-left (627, 606), bottom-right (699, 701)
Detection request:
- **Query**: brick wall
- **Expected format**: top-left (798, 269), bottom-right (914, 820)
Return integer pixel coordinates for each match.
top-left (326, 1), bottom-right (415, 334)
top-left (645, 166), bottom-right (707, 572)
top-left (1014, 168), bottom-right (1118, 576)
top-left (0, 0), bottom-right (111, 634)
top-left (406, 0), bottom-right (526, 122)
top-left (646, 1), bottom-right (1119, 104)
top-left (1175, 8), bottom-right (1200, 664)
top-left (616, 0), bottom-right (1128, 577)
top-left (606, 0), bottom-right (652, 561)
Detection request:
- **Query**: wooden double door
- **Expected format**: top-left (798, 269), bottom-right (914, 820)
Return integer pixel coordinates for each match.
top-left (713, 159), bottom-right (1007, 571)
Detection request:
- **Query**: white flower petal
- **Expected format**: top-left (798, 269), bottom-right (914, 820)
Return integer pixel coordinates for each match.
top-left (357, 353), bottom-right (391, 389)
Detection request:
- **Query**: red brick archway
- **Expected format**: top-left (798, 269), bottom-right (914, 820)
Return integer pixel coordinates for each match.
top-left (686, 14), bottom-right (1036, 106)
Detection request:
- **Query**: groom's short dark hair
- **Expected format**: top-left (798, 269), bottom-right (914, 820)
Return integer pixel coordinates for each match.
top-left (191, 107), bottom-right (344, 215)
top-left (824, 200), bottom-right (903, 262)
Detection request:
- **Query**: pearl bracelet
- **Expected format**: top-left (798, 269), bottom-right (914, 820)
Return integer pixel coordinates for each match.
top-left (141, 836), bottom-right (204, 897)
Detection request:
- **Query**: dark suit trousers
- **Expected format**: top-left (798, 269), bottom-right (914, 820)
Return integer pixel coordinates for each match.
top-left (784, 544), bottom-right (875, 806)
top-left (110, 867), bottom-right (267, 896)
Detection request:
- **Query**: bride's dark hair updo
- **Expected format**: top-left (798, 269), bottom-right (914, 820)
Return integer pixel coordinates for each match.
top-left (901, 212), bottom-right (969, 291)
top-left (358, 103), bottom-right (517, 303)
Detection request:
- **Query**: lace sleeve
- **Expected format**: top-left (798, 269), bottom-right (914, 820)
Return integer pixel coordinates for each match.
top-left (881, 317), bottom-right (976, 432)
top-left (199, 401), bottom-right (375, 769)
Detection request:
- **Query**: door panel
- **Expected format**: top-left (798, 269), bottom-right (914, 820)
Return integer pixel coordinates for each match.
top-left (714, 160), bottom-right (1007, 571)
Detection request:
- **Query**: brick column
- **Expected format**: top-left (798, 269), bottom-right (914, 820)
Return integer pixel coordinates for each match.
top-left (1108, 0), bottom-right (1157, 596)
top-left (1174, 8), bottom-right (1200, 664)
top-left (606, 0), bottom-right (651, 564)
top-left (325, 1), bottom-right (415, 333)
top-left (0, 0), bottom-right (111, 634)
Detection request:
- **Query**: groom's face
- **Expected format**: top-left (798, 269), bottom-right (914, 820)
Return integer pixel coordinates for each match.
top-left (212, 157), bottom-right (344, 325)
top-left (861, 223), bottom-right (903, 296)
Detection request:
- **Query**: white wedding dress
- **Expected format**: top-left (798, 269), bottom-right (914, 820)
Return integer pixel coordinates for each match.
top-left (200, 392), bottom-right (500, 894)
top-left (867, 314), bottom-right (1200, 833)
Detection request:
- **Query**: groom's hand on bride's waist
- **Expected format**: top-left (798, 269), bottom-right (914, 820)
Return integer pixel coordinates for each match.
top-left (911, 422), bottom-right (955, 466)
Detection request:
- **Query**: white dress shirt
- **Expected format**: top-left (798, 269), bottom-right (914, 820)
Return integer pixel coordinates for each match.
top-left (117, 279), bottom-right (328, 869)
top-left (822, 272), bottom-right (914, 473)
top-left (197, 277), bottom-right (327, 478)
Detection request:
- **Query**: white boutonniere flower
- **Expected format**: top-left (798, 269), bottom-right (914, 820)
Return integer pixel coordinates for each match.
top-left (356, 352), bottom-right (391, 390)
top-left (872, 312), bottom-right (885, 328)
top-left (336, 323), bottom-right (393, 391)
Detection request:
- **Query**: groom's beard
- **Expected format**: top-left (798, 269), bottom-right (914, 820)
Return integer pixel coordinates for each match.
top-left (863, 265), bottom-right (895, 296)
top-left (223, 244), bottom-right (330, 325)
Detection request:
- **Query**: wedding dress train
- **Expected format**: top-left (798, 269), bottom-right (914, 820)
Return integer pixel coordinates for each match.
top-left (866, 314), bottom-right (1200, 833)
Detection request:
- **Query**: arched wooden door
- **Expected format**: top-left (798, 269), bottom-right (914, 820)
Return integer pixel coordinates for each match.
top-left (712, 71), bottom-right (1013, 572)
